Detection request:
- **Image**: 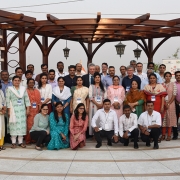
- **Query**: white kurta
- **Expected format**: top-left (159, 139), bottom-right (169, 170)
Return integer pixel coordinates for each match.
top-left (88, 85), bottom-right (107, 135)
top-left (0, 90), bottom-right (6, 139)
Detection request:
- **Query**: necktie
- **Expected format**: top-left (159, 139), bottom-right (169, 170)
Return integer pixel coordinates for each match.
top-left (90, 75), bottom-right (94, 84)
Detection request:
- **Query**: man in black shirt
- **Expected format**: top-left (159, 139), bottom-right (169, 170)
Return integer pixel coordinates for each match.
top-left (64, 65), bottom-right (77, 89)
top-left (122, 65), bottom-right (141, 91)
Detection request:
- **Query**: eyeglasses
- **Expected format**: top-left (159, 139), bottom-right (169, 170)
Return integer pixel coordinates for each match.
top-left (42, 109), bottom-right (48, 111)
top-left (79, 108), bottom-right (85, 110)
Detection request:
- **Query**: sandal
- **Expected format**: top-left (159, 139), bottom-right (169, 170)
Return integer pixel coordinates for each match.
top-left (166, 136), bottom-right (171, 141)
top-left (18, 143), bottom-right (26, 148)
top-left (160, 135), bottom-right (165, 141)
top-left (35, 146), bottom-right (42, 151)
top-left (11, 144), bottom-right (16, 149)
top-left (0, 146), bottom-right (6, 150)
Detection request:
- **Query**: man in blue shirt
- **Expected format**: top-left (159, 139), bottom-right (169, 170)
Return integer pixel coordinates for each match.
top-left (102, 66), bottom-right (119, 88)
top-left (1, 70), bottom-right (12, 96)
top-left (122, 65), bottom-right (141, 91)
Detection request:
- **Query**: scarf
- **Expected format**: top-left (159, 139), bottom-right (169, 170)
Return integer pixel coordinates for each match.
top-left (126, 88), bottom-right (146, 103)
top-left (53, 86), bottom-right (71, 100)
top-left (8, 86), bottom-right (26, 123)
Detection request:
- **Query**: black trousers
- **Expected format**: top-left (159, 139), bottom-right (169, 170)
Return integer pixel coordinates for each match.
top-left (94, 130), bottom-right (114, 144)
top-left (141, 128), bottom-right (160, 146)
top-left (120, 128), bottom-right (139, 145)
top-left (172, 103), bottom-right (180, 138)
top-left (30, 131), bottom-right (51, 147)
top-left (4, 116), bottom-right (11, 143)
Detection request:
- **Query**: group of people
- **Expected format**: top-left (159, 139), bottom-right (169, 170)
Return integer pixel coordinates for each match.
top-left (0, 60), bottom-right (179, 151)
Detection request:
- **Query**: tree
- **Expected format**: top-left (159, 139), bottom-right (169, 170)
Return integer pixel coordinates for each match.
top-left (168, 48), bottom-right (180, 59)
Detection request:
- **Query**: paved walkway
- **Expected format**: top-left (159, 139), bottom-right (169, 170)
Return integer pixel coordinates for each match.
top-left (0, 139), bottom-right (180, 180)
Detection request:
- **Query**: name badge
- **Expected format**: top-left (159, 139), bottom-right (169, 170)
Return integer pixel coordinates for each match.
top-left (104, 123), bottom-right (109, 130)
top-left (152, 120), bottom-right (156, 125)
top-left (41, 97), bottom-right (45, 102)
top-left (76, 98), bottom-right (81, 103)
top-left (128, 132), bottom-right (131, 136)
top-left (59, 99), bottom-right (64, 104)
top-left (32, 102), bottom-right (37, 109)
top-left (2, 103), bottom-right (4, 107)
top-left (132, 108), bottom-right (136, 112)
top-left (95, 96), bottom-right (101, 102)
top-left (151, 96), bottom-right (156, 101)
top-left (126, 86), bottom-right (130, 92)
top-left (17, 99), bottom-right (22, 105)
top-left (114, 96), bottom-right (118, 102)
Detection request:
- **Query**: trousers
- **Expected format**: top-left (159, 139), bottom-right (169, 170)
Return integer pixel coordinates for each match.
top-left (30, 131), bottom-right (51, 147)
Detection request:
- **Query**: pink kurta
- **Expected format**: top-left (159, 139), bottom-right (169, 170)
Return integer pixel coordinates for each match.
top-left (70, 114), bottom-right (88, 150)
top-left (107, 85), bottom-right (125, 119)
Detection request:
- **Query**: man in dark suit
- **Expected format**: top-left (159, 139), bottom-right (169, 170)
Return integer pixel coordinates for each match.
top-left (82, 63), bottom-right (95, 88)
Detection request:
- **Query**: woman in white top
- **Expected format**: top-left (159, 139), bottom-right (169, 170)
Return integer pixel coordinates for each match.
top-left (38, 73), bottom-right (52, 114)
top-left (89, 72), bottom-right (107, 135)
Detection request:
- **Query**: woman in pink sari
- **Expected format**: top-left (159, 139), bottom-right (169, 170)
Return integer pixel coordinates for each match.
top-left (70, 103), bottom-right (88, 150)
top-left (161, 72), bottom-right (177, 141)
top-left (107, 76), bottom-right (125, 119)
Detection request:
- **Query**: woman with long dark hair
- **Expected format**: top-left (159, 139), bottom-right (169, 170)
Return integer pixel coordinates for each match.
top-left (70, 103), bottom-right (88, 150)
top-left (47, 101), bottom-right (69, 150)
top-left (37, 73), bottom-right (52, 114)
top-left (30, 104), bottom-right (50, 151)
top-left (70, 76), bottom-right (89, 113)
top-left (89, 72), bottom-right (107, 135)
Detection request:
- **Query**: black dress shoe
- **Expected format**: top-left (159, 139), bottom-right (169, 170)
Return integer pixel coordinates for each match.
top-left (153, 144), bottom-right (159, 149)
top-left (95, 143), bottom-right (102, 148)
top-left (134, 143), bottom-right (139, 149)
top-left (172, 136), bottom-right (178, 140)
top-left (124, 143), bottom-right (129, 146)
top-left (146, 142), bottom-right (151, 147)
top-left (107, 140), bottom-right (112, 146)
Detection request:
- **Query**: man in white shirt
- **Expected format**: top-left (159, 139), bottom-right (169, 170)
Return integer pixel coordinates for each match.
top-left (138, 101), bottom-right (161, 149)
top-left (55, 61), bottom-right (68, 79)
top-left (119, 105), bottom-right (139, 149)
top-left (158, 64), bottom-right (166, 82)
top-left (134, 62), bottom-right (147, 81)
top-left (75, 63), bottom-right (85, 76)
top-left (91, 99), bottom-right (119, 148)
top-left (15, 67), bottom-right (27, 87)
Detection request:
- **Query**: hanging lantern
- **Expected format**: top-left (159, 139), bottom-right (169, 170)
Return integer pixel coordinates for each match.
top-left (63, 40), bottom-right (70, 59)
top-left (115, 41), bottom-right (126, 58)
top-left (133, 46), bottom-right (142, 60)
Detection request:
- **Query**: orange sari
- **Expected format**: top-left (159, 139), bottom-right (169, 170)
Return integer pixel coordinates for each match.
top-left (26, 89), bottom-right (41, 144)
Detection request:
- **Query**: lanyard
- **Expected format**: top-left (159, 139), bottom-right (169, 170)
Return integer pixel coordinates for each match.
top-left (40, 86), bottom-right (46, 98)
top-left (76, 87), bottom-right (83, 97)
top-left (104, 111), bottom-right (110, 124)
top-left (28, 89), bottom-right (36, 102)
top-left (113, 87), bottom-right (120, 97)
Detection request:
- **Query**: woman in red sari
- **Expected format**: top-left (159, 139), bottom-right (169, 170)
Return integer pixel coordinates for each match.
top-left (26, 78), bottom-right (41, 144)
top-left (70, 103), bottom-right (88, 150)
top-left (144, 73), bottom-right (167, 114)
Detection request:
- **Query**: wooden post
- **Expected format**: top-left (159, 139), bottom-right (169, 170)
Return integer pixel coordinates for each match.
top-left (42, 36), bottom-right (48, 65)
top-left (148, 38), bottom-right (153, 62)
top-left (87, 43), bottom-right (92, 66)
top-left (0, 30), bottom-right (8, 70)
top-left (19, 28), bottom-right (26, 72)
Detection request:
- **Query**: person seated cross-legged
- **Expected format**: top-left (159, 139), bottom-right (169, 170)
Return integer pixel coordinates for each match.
top-left (138, 101), bottom-right (161, 149)
top-left (91, 99), bottom-right (119, 148)
top-left (119, 105), bottom-right (139, 149)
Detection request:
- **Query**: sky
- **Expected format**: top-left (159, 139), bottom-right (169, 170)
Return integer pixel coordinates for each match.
top-left (1, 0), bottom-right (180, 74)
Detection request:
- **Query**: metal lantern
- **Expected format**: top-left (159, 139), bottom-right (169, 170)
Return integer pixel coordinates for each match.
top-left (133, 46), bottom-right (142, 60)
top-left (115, 41), bottom-right (126, 58)
top-left (63, 40), bottom-right (70, 59)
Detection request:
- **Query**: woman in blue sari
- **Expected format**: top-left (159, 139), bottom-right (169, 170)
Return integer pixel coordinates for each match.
top-left (52, 77), bottom-right (71, 118)
top-left (47, 101), bottom-right (69, 150)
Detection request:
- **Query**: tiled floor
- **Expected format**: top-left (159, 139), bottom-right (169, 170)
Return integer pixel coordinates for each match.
top-left (0, 139), bottom-right (180, 180)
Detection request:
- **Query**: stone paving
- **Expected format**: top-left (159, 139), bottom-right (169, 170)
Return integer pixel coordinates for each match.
top-left (0, 139), bottom-right (180, 180)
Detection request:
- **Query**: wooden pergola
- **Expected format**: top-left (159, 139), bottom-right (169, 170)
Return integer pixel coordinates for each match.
top-left (1, 9), bottom-right (180, 71)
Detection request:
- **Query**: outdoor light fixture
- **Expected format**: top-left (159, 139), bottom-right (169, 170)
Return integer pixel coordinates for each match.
top-left (63, 40), bottom-right (70, 59)
top-left (115, 41), bottom-right (126, 58)
top-left (133, 45), bottom-right (142, 60)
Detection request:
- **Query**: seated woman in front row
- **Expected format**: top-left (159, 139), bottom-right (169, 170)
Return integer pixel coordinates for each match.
top-left (30, 104), bottom-right (51, 151)
top-left (47, 102), bottom-right (69, 150)
top-left (70, 103), bottom-right (88, 150)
